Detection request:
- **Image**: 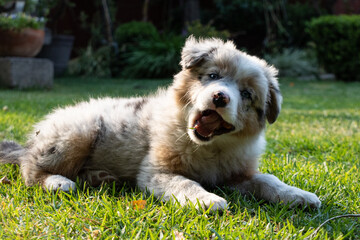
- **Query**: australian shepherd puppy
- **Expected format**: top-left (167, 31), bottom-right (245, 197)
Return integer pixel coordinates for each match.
top-left (0, 37), bottom-right (320, 211)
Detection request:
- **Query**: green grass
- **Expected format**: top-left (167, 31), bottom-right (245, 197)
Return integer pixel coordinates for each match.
top-left (0, 77), bottom-right (359, 239)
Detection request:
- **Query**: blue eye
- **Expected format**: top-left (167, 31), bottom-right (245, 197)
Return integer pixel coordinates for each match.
top-left (209, 73), bottom-right (220, 80)
top-left (241, 90), bottom-right (252, 99)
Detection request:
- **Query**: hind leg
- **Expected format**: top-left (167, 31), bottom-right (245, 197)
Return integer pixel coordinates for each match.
top-left (20, 136), bottom-right (97, 191)
top-left (20, 157), bottom-right (77, 192)
top-left (20, 116), bottom-right (105, 191)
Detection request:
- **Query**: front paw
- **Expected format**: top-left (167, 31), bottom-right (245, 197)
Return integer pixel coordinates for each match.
top-left (196, 193), bottom-right (228, 212)
top-left (44, 175), bottom-right (76, 192)
top-left (281, 187), bottom-right (321, 208)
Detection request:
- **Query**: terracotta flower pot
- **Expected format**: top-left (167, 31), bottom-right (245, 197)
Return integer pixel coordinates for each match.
top-left (0, 28), bottom-right (45, 57)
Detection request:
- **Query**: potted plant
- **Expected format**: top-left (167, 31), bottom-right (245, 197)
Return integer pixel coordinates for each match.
top-left (0, 12), bottom-right (45, 57)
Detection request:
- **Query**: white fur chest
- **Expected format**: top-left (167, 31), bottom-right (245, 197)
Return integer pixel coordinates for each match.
top-left (180, 134), bottom-right (265, 185)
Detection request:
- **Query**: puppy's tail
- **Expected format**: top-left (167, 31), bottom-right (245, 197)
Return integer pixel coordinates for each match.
top-left (0, 141), bottom-right (25, 166)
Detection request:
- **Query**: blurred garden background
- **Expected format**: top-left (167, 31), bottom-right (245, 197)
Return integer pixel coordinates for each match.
top-left (1, 0), bottom-right (360, 81)
top-left (0, 0), bottom-right (360, 239)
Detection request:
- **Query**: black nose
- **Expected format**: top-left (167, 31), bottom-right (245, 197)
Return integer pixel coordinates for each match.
top-left (213, 91), bottom-right (230, 108)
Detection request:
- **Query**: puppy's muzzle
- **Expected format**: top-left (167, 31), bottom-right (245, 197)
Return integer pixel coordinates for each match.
top-left (213, 91), bottom-right (230, 108)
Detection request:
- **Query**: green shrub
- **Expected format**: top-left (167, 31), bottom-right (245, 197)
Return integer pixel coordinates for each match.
top-left (186, 20), bottom-right (230, 40)
top-left (114, 21), bottom-right (162, 78)
top-left (121, 35), bottom-right (184, 78)
top-left (68, 45), bottom-right (114, 78)
top-left (265, 48), bottom-right (318, 78)
top-left (307, 15), bottom-right (360, 81)
top-left (204, 0), bottom-right (323, 53)
top-left (114, 21), bottom-right (159, 47)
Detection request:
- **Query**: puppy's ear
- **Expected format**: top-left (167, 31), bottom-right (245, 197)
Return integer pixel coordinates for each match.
top-left (265, 66), bottom-right (282, 124)
top-left (180, 36), bottom-right (210, 69)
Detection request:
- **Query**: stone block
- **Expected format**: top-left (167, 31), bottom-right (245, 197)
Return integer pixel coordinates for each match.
top-left (0, 57), bottom-right (53, 89)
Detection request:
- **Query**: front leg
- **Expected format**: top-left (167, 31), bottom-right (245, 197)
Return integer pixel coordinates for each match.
top-left (137, 168), bottom-right (227, 212)
top-left (232, 173), bottom-right (321, 208)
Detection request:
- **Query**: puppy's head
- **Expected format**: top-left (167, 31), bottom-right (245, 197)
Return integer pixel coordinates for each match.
top-left (173, 36), bottom-right (282, 145)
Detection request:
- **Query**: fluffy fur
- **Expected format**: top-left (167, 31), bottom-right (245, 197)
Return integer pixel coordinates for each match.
top-left (0, 37), bottom-right (320, 211)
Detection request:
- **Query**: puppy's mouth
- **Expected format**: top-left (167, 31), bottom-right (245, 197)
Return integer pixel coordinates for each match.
top-left (192, 110), bottom-right (235, 141)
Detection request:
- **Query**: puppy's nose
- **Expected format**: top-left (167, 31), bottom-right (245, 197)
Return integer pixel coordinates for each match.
top-left (213, 91), bottom-right (230, 108)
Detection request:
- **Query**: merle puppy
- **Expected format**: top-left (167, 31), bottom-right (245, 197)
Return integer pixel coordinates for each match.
top-left (0, 37), bottom-right (321, 211)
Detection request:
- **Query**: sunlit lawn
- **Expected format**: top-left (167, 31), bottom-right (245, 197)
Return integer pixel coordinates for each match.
top-left (0, 77), bottom-right (359, 239)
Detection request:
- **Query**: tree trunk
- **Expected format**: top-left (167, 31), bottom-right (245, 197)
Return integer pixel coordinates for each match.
top-left (101, 0), bottom-right (113, 45)
top-left (142, 0), bottom-right (150, 22)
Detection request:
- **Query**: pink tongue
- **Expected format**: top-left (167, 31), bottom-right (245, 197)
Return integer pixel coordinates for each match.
top-left (194, 112), bottom-right (222, 137)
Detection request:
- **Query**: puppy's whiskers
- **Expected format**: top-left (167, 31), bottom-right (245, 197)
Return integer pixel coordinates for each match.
top-left (179, 91), bottom-right (190, 102)
top-left (175, 132), bottom-right (188, 143)
top-left (181, 100), bottom-right (192, 112)
top-left (192, 145), bottom-right (200, 153)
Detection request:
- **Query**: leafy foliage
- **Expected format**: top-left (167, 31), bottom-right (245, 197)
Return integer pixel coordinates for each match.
top-left (0, 0), bottom-right (13, 6)
top-left (204, 0), bottom-right (322, 53)
top-left (0, 13), bottom-right (45, 30)
top-left (77, 0), bottom-right (115, 47)
top-left (186, 20), bottom-right (230, 40)
top-left (114, 21), bottom-right (185, 78)
top-left (114, 21), bottom-right (159, 48)
top-left (307, 15), bottom-right (360, 81)
top-left (265, 48), bottom-right (318, 78)
top-left (122, 35), bottom-right (184, 78)
top-left (118, 19), bottom-right (232, 79)
top-left (68, 45), bottom-right (115, 78)
top-left (67, 0), bottom-right (118, 78)
top-left (69, 21), bottom-right (183, 79)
